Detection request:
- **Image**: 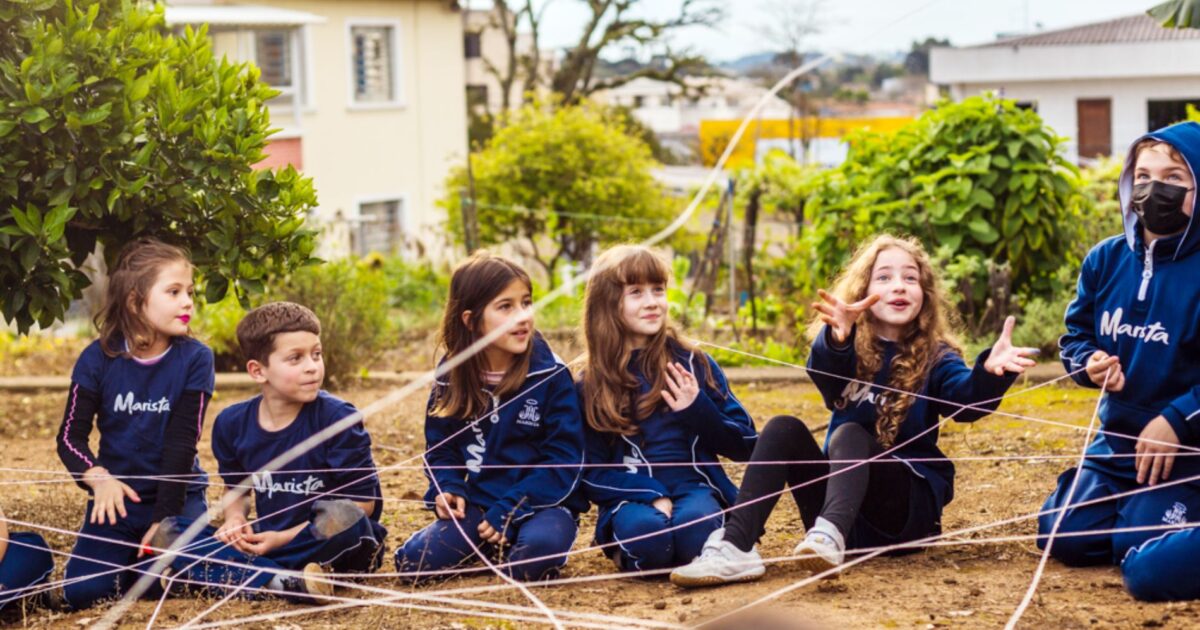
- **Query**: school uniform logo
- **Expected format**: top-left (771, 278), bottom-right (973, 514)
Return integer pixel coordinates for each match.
top-left (113, 392), bottom-right (171, 414)
top-left (1162, 501), bottom-right (1188, 526)
top-left (465, 424), bottom-right (487, 474)
top-left (1099, 308), bottom-right (1169, 345)
top-left (251, 471), bottom-right (325, 499)
top-left (835, 381), bottom-right (886, 410)
top-left (517, 399), bottom-right (541, 427)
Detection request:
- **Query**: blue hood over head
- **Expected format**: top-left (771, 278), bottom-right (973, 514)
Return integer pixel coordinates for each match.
top-left (1118, 120), bottom-right (1200, 260)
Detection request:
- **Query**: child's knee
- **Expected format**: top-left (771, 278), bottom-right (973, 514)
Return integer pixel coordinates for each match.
top-left (63, 576), bottom-right (119, 611)
top-left (762, 415), bottom-right (808, 440)
top-left (312, 500), bottom-right (367, 539)
top-left (1121, 549), bottom-right (1165, 601)
top-left (1042, 531), bottom-right (1111, 567)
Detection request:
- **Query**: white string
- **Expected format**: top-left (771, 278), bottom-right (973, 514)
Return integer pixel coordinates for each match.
top-left (1005, 369), bottom-right (1109, 628)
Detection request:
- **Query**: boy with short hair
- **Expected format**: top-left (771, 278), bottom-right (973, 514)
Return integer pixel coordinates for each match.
top-left (160, 302), bottom-right (386, 602)
top-left (1046, 121), bottom-right (1200, 600)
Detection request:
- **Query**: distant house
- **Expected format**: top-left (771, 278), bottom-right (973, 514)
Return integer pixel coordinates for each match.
top-left (594, 76), bottom-right (794, 136)
top-left (165, 0), bottom-right (468, 259)
top-left (930, 14), bottom-right (1200, 164)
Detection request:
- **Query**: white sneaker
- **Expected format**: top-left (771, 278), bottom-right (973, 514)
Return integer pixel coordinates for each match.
top-left (792, 517), bottom-right (845, 577)
top-left (670, 528), bottom-right (766, 588)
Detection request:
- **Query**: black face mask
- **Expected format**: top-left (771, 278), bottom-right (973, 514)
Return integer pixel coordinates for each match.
top-left (1132, 180), bottom-right (1193, 235)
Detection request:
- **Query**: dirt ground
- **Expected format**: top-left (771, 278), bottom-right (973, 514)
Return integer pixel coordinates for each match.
top-left (1, 377), bottom-right (1196, 629)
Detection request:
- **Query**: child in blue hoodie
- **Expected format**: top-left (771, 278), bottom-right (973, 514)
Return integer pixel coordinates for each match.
top-left (673, 235), bottom-right (1036, 587)
top-left (1046, 121), bottom-right (1200, 601)
top-left (396, 252), bottom-right (585, 582)
top-left (579, 245), bottom-right (757, 572)
top-left (55, 239), bottom-right (215, 609)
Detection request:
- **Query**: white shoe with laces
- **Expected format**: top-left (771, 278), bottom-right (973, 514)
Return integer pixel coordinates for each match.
top-left (792, 517), bottom-right (845, 577)
top-left (669, 528), bottom-right (766, 588)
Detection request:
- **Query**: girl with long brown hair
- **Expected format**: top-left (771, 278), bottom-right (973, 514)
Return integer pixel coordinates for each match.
top-left (55, 238), bottom-right (216, 609)
top-left (579, 245), bottom-right (757, 572)
top-left (673, 234), bottom-right (1037, 587)
top-left (397, 251), bottom-right (587, 582)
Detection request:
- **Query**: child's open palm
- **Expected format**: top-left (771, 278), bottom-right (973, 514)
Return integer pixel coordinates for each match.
top-left (813, 290), bottom-right (880, 344)
top-left (662, 362), bottom-right (700, 411)
top-left (983, 316), bottom-right (1040, 375)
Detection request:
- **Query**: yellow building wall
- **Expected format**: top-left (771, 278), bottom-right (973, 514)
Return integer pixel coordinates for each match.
top-left (205, 0), bottom-right (468, 258)
top-left (699, 116), bottom-right (914, 168)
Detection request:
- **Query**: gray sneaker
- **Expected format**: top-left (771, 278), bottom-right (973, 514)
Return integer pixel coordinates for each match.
top-left (670, 528), bottom-right (765, 588)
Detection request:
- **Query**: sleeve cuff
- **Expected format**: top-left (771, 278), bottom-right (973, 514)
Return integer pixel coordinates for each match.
top-left (1162, 406), bottom-right (1197, 445)
top-left (676, 389), bottom-right (722, 425)
top-left (823, 324), bottom-right (855, 353)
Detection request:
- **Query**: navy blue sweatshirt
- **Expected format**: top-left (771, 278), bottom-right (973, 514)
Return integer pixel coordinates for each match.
top-left (212, 391), bottom-right (383, 534)
top-left (581, 342), bottom-right (757, 546)
top-left (422, 334), bottom-right (587, 531)
top-left (1059, 121), bottom-right (1200, 481)
top-left (809, 325), bottom-right (1016, 509)
top-left (57, 337), bottom-right (214, 519)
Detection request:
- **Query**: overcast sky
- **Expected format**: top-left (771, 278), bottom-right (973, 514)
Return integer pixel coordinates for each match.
top-left (469, 0), bottom-right (1160, 61)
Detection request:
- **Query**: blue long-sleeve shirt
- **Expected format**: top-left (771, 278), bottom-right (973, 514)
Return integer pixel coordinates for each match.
top-left (1059, 121), bottom-right (1200, 480)
top-left (808, 325), bottom-right (1016, 509)
top-left (422, 334), bottom-right (587, 531)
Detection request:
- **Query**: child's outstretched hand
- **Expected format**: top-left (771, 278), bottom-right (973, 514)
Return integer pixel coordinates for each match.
top-left (84, 467), bottom-right (141, 525)
top-left (1086, 350), bottom-right (1126, 392)
top-left (813, 290), bottom-right (880, 344)
top-left (983, 316), bottom-right (1039, 376)
top-left (663, 362), bottom-right (700, 411)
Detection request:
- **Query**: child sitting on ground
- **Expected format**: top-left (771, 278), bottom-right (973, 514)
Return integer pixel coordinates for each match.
top-left (159, 302), bottom-right (387, 603)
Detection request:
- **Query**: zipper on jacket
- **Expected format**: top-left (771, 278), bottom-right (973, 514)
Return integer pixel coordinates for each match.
top-left (488, 391), bottom-right (501, 424)
top-left (1138, 239), bottom-right (1156, 302)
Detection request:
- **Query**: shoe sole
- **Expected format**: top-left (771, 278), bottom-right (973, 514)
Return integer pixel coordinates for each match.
top-left (303, 563), bottom-right (335, 599)
top-left (669, 570), bottom-right (765, 589)
top-left (793, 554), bottom-right (840, 579)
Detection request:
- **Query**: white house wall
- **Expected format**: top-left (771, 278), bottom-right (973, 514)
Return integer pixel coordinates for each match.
top-left (947, 76), bottom-right (1200, 163)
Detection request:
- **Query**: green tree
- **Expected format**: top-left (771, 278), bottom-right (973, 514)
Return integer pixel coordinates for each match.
top-left (1150, 0), bottom-right (1200, 28)
top-left (443, 101), bottom-right (676, 284)
top-left (0, 0), bottom-right (317, 332)
top-left (792, 94), bottom-right (1088, 332)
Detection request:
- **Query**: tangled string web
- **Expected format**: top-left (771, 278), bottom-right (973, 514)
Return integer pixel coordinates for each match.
top-left (3, 1), bottom-right (1194, 627)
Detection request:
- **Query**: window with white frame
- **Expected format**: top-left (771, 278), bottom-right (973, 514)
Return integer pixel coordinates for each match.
top-left (356, 199), bottom-right (404, 256)
top-left (253, 29), bottom-right (306, 107)
top-left (350, 24), bottom-right (399, 105)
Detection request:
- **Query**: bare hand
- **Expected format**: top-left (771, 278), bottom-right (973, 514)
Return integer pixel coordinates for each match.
top-left (662, 362), bottom-right (700, 411)
top-left (813, 290), bottom-right (880, 344)
top-left (434, 493), bottom-right (466, 520)
top-left (216, 513), bottom-right (256, 553)
top-left (982, 316), bottom-right (1039, 376)
top-left (238, 529), bottom-right (289, 556)
top-left (84, 467), bottom-right (141, 525)
top-left (1086, 351), bottom-right (1125, 392)
top-left (478, 519), bottom-right (508, 546)
top-left (652, 497), bottom-right (673, 518)
top-left (1136, 416), bottom-right (1180, 486)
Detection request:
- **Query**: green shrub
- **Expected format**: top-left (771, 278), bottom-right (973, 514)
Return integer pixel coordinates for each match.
top-left (193, 292), bottom-right (252, 371)
top-left (270, 260), bottom-right (395, 387)
top-left (375, 255), bottom-right (449, 332)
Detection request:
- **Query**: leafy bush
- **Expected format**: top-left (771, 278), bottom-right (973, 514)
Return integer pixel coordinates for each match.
top-left (373, 255), bottom-right (450, 332)
top-left (0, 0), bottom-right (316, 331)
top-left (795, 94), bottom-right (1088, 330)
top-left (269, 261), bottom-right (396, 387)
top-left (194, 260), bottom-right (396, 386)
top-left (441, 101), bottom-right (678, 283)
